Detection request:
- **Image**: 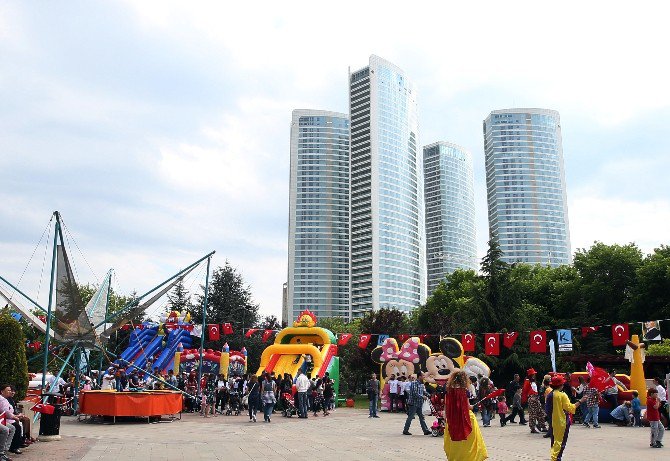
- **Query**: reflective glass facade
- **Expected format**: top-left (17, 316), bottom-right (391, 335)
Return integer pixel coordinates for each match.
top-left (349, 55), bottom-right (425, 317)
top-left (424, 142), bottom-right (477, 295)
top-left (287, 110), bottom-right (350, 321)
top-left (483, 108), bottom-right (571, 266)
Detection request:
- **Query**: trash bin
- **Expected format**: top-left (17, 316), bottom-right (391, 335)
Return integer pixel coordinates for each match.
top-left (38, 392), bottom-right (63, 441)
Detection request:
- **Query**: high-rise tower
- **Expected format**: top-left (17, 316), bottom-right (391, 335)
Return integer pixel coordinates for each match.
top-left (287, 109), bottom-right (350, 321)
top-left (349, 55), bottom-right (425, 317)
top-left (423, 142), bottom-right (477, 295)
top-left (483, 108), bottom-right (571, 266)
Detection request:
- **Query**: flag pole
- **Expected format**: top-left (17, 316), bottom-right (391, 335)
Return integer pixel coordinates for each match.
top-left (197, 255), bottom-right (212, 396)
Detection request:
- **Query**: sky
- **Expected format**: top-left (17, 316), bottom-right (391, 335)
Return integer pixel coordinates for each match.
top-left (2, 1), bottom-right (669, 320)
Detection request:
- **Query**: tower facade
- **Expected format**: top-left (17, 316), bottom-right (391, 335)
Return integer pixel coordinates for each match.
top-left (483, 108), bottom-right (571, 266)
top-left (423, 142), bottom-right (477, 295)
top-left (287, 110), bottom-right (350, 321)
top-left (349, 55), bottom-right (425, 317)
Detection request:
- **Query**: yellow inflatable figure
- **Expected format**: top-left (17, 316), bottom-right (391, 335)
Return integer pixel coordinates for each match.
top-left (626, 335), bottom-right (646, 395)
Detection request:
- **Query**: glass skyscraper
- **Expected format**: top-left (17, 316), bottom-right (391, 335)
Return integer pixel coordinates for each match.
top-left (483, 108), bottom-right (571, 266)
top-left (349, 55), bottom-right (425, 317)
top-left (423, 142), bottom-right (477, 295)
top-left (287, 110), bottom-right (350, 321)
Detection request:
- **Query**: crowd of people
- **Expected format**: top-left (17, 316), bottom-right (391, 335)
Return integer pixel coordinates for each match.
top-left (0, 383), bottom-right (34, 461)
top-left (364, 367), bottom-right (668, 457)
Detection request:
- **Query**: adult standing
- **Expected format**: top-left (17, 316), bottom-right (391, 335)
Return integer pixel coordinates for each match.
top-left (387, 374), bottom-right (399, 412)
top-left (295, 370), bottom-right (311, 419)
top-left (443, 371), bottom-right (488, 460)
top-left (545, 375), bottom-right (584, 461)
top-left (505, 374), bottom-right (521, 405)
top-left (603, 370), bottom-right (627, 410)
top-left (523, 369), bottom-right (547, 434)
top-left (402, 374), bottom-right (431, 436)
top-left (322, 373), bottom-right (334, 414)
top-left (367, 373), bottom-right (380, 418)
top-left (246, 375), bottom-right (260, 422)
top-left (261, 373), bottom-right (276, 423)
top-left (653, 377), bottom-right (669, 428)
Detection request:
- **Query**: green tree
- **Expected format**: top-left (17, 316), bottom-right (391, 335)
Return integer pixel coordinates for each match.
top-left (480, 238), bottom-right (512, 331)
top-left (318, 317), bottom-right (364, 395)
top-left (0, 309), bottom-right (29, 400)
top-left (167, 279), bottom-right (191, 315)
top-left (629, 245), bottom-right (670, 320)
top-left (574, 242), bottom-right (643, 321)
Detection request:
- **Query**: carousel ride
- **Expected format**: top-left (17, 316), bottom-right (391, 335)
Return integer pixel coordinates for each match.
top-left (0, 211), bottom-right (215, 424)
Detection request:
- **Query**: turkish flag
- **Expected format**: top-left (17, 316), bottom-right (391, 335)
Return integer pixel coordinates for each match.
top-left (262, 329), bottom-right (274, 343)
top-left (419, 334), bottom-right (430, 342)
top-left (397, 334), bottom-right (409, 343)
top-left (581, 326), bottom-right (599, 338)
top-left (338, 333), bottom-right (353, 346)
top-left (245, 328), bottom-right (258, 338)
top-left (222, 323), bottom-right (233, 335)
top-left (485, 333), bottom-right (500, 356)
top-left (208, 324), bottom-right (220, 341)
top-left (503, 332), bottom-right (518, 349)
top-left (358, 334), bottom-right (371, 349)
top-left (529, 330), bottom-right (547, 353)
top-left (121, 324), bottom-right (130, 331)
top-left (586, 362), bottom-right (615, 392)
top-left (611, 324), bottom-right (629, 346)
top-left (461, 333), bottom-right (475, 352)
top-left (38, 315), bottom-right (46, 323)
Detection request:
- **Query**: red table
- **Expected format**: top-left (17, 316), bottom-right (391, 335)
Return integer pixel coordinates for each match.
top-left (79, 390), bottom-right (182, 421)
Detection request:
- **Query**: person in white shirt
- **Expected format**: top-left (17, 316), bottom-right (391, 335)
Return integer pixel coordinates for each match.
top-left (295, 370), bottom-right (311, 418)
top-left (0, 384), bottom-right (20, 459)
top-left (100, 368), bottom-right (115, 391)
top-left (387, 374), bottom-right (400, 413)
top-left (654, 377), bottom-right (669, 428)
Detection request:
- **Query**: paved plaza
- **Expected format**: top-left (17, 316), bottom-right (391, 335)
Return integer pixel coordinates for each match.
top-left (16, 409), bottom-right (666, 461)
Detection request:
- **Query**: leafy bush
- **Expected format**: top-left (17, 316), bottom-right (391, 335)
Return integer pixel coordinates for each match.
top-left (647, 339), bottom-right (670, 356)
top-left (0, 310), bottom-right (29, 400)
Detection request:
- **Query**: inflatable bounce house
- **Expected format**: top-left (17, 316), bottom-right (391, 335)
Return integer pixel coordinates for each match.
top-left (371, 336), bottom-right (490, 411)
top-left (257, 310), bottom-right (339, 396)
top-left (174, 343), bottom-right (247, 377)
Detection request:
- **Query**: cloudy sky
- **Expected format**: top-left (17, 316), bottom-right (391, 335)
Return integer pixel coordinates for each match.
top-left (2, 1), bottom-right (669, 319)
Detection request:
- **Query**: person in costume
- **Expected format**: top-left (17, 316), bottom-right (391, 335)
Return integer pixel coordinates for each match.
top-left (443, 370), bottom-right (488, 461)
top-left (545, 375), bottom-right (585, 461)
top-left (522, 368), bottom-right (547, 434)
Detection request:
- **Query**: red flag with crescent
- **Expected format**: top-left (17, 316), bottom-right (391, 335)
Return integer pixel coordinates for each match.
top-left (461, 333), bottom-right (475, 352)
top-left (611, 324), bottom-right (629, 346)
top-left (358, 334), bottom-right (371, 349)
top-left (581, 326), bottom-right (599, 338)
top-left (245, 328), bottom-right (258, 338)
top-left (529, 330), bottom-right (547, 353)
top-left (503, 332), bottom-right (518, 348)
top-left (222, 323), bottom-right (234, 335)
top-left (397, 334), bottom-right (410, 343)
top-left (338, 333), bottom-right (353, 346)
top-left (262, 329), bottom-right (274, 343)
top-left (207, 324), bottom-right (220, 341)
top-left (484, 333), bottom-right (500, 356)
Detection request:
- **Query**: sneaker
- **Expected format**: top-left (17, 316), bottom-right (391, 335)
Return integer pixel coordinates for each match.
top-left (252, 415), bottom-right (256, 422)
top-left (423, 431), bottom-right (432, 435)
top-left (519, 421), bottom-right (527, 425)
top-left (656, 442), bottom-right (663, 448)
top-left (583, 423), bottom-right (590, 428)
top-left (373, 415), bottom-right (380, 418)
top-left (593, 425), bottom-right (601, 428)
top-left (402, 431), bottom-right (412, 436)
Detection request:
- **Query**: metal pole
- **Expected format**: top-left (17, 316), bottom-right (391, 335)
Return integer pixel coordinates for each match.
top-left (0, 275), bottom-right (47, 313)
top-left (197, 256), bottom-right (212, 396)
top-left (95, 251), bottom-right (215, 330)
top-left (98, 271), bottom-right (112, 385)
top-left (48, 345), bottom-right (77, 393)
top-left (42, 211), bottom-right (60, 390)
top-left (73, 346), bottom-right (81, 412)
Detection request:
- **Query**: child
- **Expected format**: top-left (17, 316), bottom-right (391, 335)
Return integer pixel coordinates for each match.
top-left (647, 387), bottom-right (665, 448)
top-left (507, 388), bottom-right (527, 424)
top-left (497, 395), bottom-right (508, 426)
top-left (631, 391), bottom-right (642, 427)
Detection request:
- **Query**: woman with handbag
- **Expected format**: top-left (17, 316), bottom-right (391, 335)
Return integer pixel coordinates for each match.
top-left (246, 375), bottom-right (260, 422)
top-left (262, 374), bottom-right (277, 422)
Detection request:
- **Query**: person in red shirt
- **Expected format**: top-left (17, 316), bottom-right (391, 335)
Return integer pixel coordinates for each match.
top-left (647, 387), bottom-right (664, 448)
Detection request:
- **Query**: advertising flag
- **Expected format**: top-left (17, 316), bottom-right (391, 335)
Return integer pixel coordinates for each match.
top-left (377, 334), bottom-right (389, 346)
top-left (557, 329), bottom-right (573, 352)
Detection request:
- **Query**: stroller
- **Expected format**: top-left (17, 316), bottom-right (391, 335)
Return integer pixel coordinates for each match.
top-left (429, 391), bottom-right (446, 437)
top-left (227, 391), bottom-right (241, 416)
top-left (281, 392), bottom-right (298, 417)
